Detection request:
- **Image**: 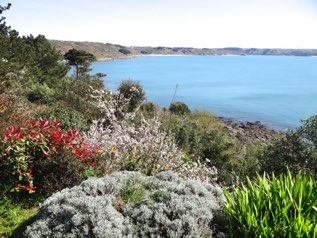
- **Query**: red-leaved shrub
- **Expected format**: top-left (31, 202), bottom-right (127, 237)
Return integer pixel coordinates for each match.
top-left (0, 118), bottom-right (96, 196)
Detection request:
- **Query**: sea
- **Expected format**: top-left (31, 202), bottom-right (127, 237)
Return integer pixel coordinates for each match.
top-left (90, 55), bottom-right (317, 130)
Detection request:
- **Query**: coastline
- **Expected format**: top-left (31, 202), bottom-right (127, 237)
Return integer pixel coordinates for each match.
top-left (217, 117), bottom-right (281, 143)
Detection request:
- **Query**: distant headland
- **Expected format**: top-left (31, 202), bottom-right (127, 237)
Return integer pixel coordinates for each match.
top-left (49, 40), bottom-right (317, 61)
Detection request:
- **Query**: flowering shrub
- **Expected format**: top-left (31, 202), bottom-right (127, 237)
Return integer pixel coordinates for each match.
top-left (0, 118), bottom-right (96, 195)
top-left (85, 89), bottom-right (219, 183)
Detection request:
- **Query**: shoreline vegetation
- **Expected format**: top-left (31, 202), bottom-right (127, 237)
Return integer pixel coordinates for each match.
top-left (50, 39), bottom-right (291, 135)
top-left (2, 2), bottom-right (317, 234)
top-left (49, 39), bottom-right (317, 61)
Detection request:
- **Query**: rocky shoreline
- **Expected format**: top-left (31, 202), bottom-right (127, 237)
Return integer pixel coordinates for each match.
top-left (218, 117), bottom-right (281, 143)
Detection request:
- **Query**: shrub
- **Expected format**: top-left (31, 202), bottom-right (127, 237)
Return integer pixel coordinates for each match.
top-left (23, 171), bottom-right (225, 238)
top-left (169, 101), bottom-right (191, 115)
top-left (39, 104), bottom-right (89, 131)
top-left (224, 172), bottom-right (317, 238)
top-left (27, 83), bottom-right (56, 104)
top-left (85, 89), bottom-right (219, 183)
top-left (139, 102), bottom-right (158, 119)
top-left (299, 115), bottom-right (317, 146)
top-left (161, 111), bottom-right (236, 184)
top-left (118, 48), bottom-right (131, 55)
top-left (53, 77), bottom-right (103, 121)
top-left (117, 80), bottom-right (145, 112)
top-left (259, 132), bottom-right (317, 176)
top-left (0, 118), bottom-right (96, 196)
top-left (0, 92), bottom-right (37, 137)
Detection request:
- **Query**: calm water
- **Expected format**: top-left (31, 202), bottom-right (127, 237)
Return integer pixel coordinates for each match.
top-left (91, 56), bottom-right (317, 130)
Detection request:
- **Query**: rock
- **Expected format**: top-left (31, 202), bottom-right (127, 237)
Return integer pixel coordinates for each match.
top-left (217, 117), bottom-right (281, 143)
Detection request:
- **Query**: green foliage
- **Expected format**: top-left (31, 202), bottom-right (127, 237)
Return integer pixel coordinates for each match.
top-left (118, 80), bottom-right (145, 112)
top-left (139, 102), bottom-right (158, 119)
top-left (259, 131), bottom-right (317, 177)
top-left (64, 48), bottom-right (96, 79)
top-left (27, 83), bottom-right (56, 104)
top-left (230, 142), bottom-right (263, 179)
top-left (120, 178), bottom-right (145, 203)
top-left (39, 104), bottom-right (89, 131)
top-left (259, 115), bottom-right (317, 177)
top-left (162, 111), bottom-right (234, 176)
top-left (224, 172), bottom-right (317, 238)
top-left (118, 48), bottom-right (131, 55)
top-left (299, 115), bottom-right (317, 146)
top-left (169, 101), bottom-right (191, 115)
top-left (0, 196), bottom-right (37, 237)
top-left (0, 2), bottom-right (11, 24)
top-left (53, 77), bottom-right (103, 122)
top-left (149, 190), bottom-right (171, 203)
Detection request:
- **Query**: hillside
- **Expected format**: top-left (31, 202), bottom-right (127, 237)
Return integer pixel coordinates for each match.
top-left (49, 40), bottom-right (317, 60)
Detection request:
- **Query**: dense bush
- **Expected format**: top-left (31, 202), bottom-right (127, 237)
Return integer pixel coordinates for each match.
top-left (117, 80), bottom-right (145, 112)
top-left (118, 48), bottom-right (131, 55)
top-left (0, 118), bottom-right (96, 196)
top-left (224, 172), bottom-right (317, 238)
top-left (259, 115), bottom-right (317, 177)
top-left (169, 101), bottom-right (191, 115)
top-left (24, 171), bottom-right (225, 238)
top-left (39, 104), bottom-right (89, 131)
top-left (259, 132), bottom-right (317, 176)
top-left (0, 92), bottom-right (36, 137)
top-left (299, 115), bottom-right (317, 146)
top-left (161, 111), bottom-right (240, 184)
top-left (27, 83), bottom-right (56, 104)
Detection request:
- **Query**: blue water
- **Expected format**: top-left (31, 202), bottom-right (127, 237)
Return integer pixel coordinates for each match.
top-left (91, 56), bottom-right (317, 130)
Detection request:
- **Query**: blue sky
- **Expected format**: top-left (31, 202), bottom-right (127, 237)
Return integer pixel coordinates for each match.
top-left (3, 0), bottom-right (317, 48)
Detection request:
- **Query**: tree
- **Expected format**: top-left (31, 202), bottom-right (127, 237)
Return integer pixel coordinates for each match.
top-left (0, 2), bottom-right (11, 24)
top-left (64, 49), bottom-right (96, 79)
top-left (118, 48), bottom-right (131, 55)
top-left (169, 101), bottom-right (191, 115)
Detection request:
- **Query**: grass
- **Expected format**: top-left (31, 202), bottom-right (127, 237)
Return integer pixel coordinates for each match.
top-left (120, 178), bottom-right (145, 203)
top-left (0, 196), bottom-right (38, 238)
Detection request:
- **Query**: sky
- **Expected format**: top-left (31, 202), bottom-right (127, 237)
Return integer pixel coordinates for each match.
top-left (3, 0), bottom-right (317, 49)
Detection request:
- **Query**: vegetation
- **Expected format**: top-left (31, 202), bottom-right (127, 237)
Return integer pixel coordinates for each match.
top-left (23, 171), bottom-right (225, 238)
top-left (1, 3), bottom-right (317, 237)
top-left (0, 197), bottom-right (37, 237)
top-left (50, 39), bottom-right (317, 61)
top-left (64, 48), bottom-right (96, 79)
top-left (0, 118), bottom-right (96, 196)
top-left (118, 48), bottom-right (131, 55)
top-left (117, 80), bottom-right (145, 112)
top-left (169, 101), bottom-right (191, 115)
top-left (224, 172), bottom-right (317, 238)
top-left (259, 115), bottom-right (317, 177)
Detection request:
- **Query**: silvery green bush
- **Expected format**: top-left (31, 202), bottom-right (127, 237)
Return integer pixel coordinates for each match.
top-left (24, 171), bottom-right (225, 238)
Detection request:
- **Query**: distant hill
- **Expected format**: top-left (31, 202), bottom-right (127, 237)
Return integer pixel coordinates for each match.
top-left (49, 40), bottom-right (317, 60)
